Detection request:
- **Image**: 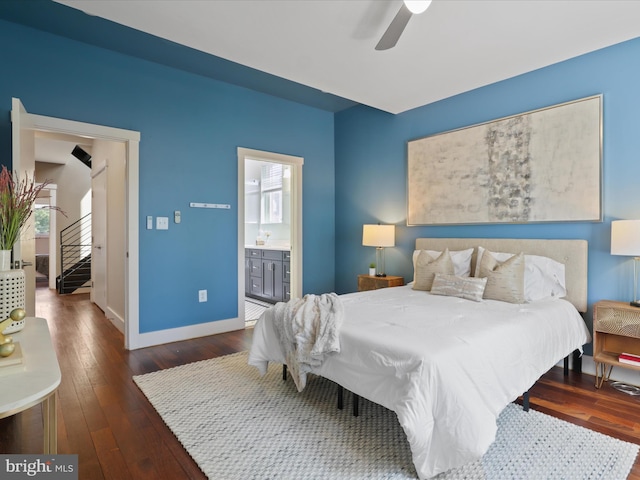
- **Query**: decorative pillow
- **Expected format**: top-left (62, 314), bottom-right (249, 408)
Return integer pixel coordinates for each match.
top-left (412, 249), bottom-right (455, 291)
top-left (412, 248), bottom-right (474, 281)
top-left (430, 274), bottom-right (487, 302)
top-left (477, 250), bottom-right (525, 304)
top-left (475, 247), bottom-right (566, 302)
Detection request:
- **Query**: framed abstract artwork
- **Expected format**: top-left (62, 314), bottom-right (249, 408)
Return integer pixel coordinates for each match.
top-left (407, 95), bottom-right (602, 225)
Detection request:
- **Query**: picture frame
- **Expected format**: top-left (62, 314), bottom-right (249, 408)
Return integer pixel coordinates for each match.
top-left (407, 95), bottom-right (603, 225)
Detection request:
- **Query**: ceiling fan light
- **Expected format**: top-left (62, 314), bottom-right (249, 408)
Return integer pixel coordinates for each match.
top-left (403, 0), bottom-right (432, 14)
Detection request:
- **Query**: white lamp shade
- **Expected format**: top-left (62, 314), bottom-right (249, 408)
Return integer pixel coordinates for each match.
top-left (362, 224), bottom-right (395, 247)
top-left (611, 220), bottom-right (640, 256)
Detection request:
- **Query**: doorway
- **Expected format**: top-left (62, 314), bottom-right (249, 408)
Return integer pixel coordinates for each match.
top-left (237, 148), bottom-right (303, 327)
top-left (11, 98), bottom-right (141, 349)
top-left (34, 184), bottom-right (57, 291)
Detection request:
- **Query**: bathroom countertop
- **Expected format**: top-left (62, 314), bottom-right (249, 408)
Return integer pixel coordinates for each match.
top-left (245, 244), bottom-right (290, 251)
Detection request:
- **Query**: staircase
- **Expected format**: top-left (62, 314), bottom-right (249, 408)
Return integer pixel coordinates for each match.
top-left (57, 213), bottom-right (92, 294)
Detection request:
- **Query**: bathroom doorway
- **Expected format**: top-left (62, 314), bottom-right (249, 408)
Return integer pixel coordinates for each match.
top-left (237, 148), bottom-right (303, 328)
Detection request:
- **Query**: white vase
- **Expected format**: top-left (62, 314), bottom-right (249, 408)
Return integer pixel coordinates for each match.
top-left (369, 268), bottom-right (376, 276)
top-left (0, 250), bottom-right (11, 271)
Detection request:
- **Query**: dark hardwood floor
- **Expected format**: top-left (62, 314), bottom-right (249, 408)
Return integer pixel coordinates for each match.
top-left (1, 287), bottom-right (639, 479)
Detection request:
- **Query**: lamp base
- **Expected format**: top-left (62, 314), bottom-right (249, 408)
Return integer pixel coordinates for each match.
top-left (631, 301), bottom-right (640, 308)
top-left (375, 273), bottom-right (387, 277)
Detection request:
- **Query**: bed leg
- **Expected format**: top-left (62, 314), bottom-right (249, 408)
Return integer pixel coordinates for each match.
top-left (564, 356), bottom-right (569, 376)
top-left (573, 349), bottom-right (582, 373)
top-left (337, 385), bottom-right (344, 410)
top-left (282, 364), bottom-right (287, 381)
top-left (522, 391), bottom-right (530, 412)
top-left (353, 393), bottom-right (359, 417)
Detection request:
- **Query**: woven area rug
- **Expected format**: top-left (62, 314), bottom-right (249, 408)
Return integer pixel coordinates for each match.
top-left (133, 352), bottom-right (639, 480)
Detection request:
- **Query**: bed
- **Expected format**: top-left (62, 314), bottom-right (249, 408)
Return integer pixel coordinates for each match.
top-left (248, 238), bottom-right (592, 479)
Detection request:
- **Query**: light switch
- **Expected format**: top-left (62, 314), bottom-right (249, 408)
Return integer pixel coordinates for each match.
top-left (146, 216), bottom-right (153, 230)
top-left (174, 210), bottom-right (181, 224)
top-left (156, 217), bottom-right (169, 230)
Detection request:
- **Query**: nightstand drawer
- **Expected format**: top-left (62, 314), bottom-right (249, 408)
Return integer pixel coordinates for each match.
top-left (594, 301), bottom-right (640, 339)
top-left (357, 275), bottom-right (404, 292)
top-left (593, 300), bottom-right (640, 388)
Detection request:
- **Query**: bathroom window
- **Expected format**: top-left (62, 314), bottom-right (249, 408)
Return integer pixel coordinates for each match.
top-left (261, 164), bottom-right (283, 224)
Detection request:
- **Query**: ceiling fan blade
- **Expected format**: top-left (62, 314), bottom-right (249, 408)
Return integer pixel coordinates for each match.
top-left (375, 4), bottom-right (413, 51)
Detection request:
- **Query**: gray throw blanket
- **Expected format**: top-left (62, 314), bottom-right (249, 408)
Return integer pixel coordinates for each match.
top-left (271, 293), bottom-right (344, 392)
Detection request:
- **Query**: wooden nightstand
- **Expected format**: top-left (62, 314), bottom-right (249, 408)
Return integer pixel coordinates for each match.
top-left (593, 300), bottom-right (640, 388)
top-left (357, 274), bottom-right (404, 292)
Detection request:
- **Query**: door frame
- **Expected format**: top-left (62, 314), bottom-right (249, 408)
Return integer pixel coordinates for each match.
top-left (46, 185), bottom-right (57, 290)
top-left (237, 147), bottom-right (303, 321)
top-left (11, 98), bottom-right (36, 315)
top-left (90, 165), bottom-right (108, 313)
top-left (37, 183), bottom-right (58, 290)
top-left (11, 98), bottom-right (141, 349)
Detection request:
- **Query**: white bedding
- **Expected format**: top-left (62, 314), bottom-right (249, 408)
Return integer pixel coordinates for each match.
top-left (248, 285), bottom-right (591, 479)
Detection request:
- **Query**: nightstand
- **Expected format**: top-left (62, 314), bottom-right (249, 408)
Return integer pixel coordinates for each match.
top-left (357, 274), bottom-right (404, 292)
top-left (593, 300), bottom-right (640, 388)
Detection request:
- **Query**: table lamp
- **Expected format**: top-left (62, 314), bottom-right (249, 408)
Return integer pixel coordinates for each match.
top-left (362, 224), bottom-right (395, 277)
top-left (611, 219), bottom-right (640, 307)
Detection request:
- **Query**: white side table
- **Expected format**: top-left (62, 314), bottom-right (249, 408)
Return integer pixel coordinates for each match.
top-left (0, 317), bottom-right (61, 453)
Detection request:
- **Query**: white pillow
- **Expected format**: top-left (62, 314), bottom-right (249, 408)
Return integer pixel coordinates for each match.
top-left (475, 247), bottom-right (566, 302)
top-left (412, 248), bottom-right (473, 281)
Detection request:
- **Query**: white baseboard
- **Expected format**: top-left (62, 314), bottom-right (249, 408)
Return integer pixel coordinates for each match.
top-left (128, 316), bottom-right (245, 350)
top-left (564, 354), bottom-right (640, 387)
top-left (106, 306), bottom-right (124, 334)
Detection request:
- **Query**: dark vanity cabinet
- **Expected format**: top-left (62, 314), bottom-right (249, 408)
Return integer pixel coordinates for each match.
top-left (245, 248), bottom-right (290, 304)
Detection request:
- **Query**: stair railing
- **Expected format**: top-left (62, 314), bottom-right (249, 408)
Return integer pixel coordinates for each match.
top-left (58, 213), bottom-right (92, 294)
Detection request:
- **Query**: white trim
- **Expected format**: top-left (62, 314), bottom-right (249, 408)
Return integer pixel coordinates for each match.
top-left (35, 183), bottom-right (58, 290)
top-left (90, 164), bottom-right (107, 179)
top-left (48, 185), bottom-right (57, 290)
top-left (124, 137), bottom-right (140, 349)
top-left (237, 147), bottom-right (303, 326)
top-left (13, 99), bottom-right (141, 350)
top-left (106, 306), bottom-right (124, 334)
top-left (133, 317), bottom-right (242, 349)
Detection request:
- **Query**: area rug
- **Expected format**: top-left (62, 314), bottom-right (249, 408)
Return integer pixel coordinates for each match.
top-left (133, 352), bottom-right (639, 479)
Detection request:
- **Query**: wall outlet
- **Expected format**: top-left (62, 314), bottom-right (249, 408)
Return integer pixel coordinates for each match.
top-left (198, 290), bottom-right (207, 302)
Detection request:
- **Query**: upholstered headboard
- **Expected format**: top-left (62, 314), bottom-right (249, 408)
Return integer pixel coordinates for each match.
top-left (415, 238), bottom-right (588, 312)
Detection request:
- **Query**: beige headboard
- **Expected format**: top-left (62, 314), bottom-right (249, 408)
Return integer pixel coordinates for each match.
top-left (415, 238), bottom-right (588, 312)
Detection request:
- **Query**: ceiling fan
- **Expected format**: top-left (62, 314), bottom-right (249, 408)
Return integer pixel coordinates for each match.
top-left (375, 0), bottom-right (432, 51)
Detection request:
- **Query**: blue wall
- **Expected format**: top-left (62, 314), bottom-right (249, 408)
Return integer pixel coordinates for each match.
top-left (0, 20), bottom-right (336, 333)
top-left (335, 37), bottom-right (640, 344)
top-left (3, 14), bottom-right (640, 346)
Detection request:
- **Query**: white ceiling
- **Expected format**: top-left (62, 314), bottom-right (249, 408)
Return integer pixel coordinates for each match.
top-left (55, 0), bottom-right (640, 114)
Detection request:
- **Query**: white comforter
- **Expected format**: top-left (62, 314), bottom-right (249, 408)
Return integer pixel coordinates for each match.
top-left (248, 286), bottom-right (591, 479)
